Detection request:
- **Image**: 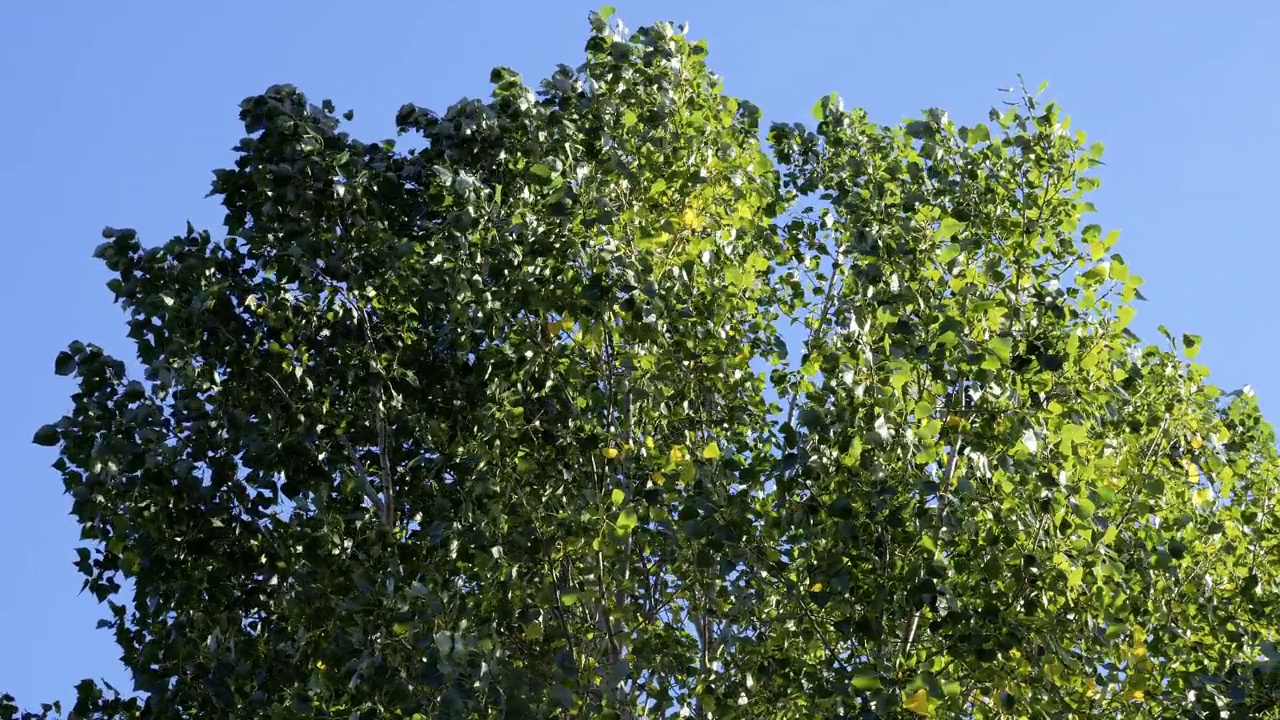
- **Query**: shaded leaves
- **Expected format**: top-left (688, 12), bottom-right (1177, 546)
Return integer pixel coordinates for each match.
top-left (14, 11), bottom-right (1280, 720)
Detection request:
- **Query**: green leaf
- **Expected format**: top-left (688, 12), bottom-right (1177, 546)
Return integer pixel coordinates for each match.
top-left (54, 351), bottom-right (77, 376)
top-left (851, 674), bottom-right (883, 691)
top-left (32, 424), bottom-right (59, 446)
top-left (938, 243), bottom-right (962, 264)
top-left (1060, 423), bottom-right (1088, 444)
top-left (1067, 566), bottom-right (1084, 587)
top-left (1083, 224), bottom-right (1104, 261)
top-left (1075, 494), bottom-right (1096, 517)
top-left (988, 336), bottom-right (1013, 364)
top-left (1116, 305), bottom-right (1136, 329)
top-left (489, 66), bottom-right (519, 86)
top-left (1101, 524), bottom-right (1119, 546)
top-left (811, 91), bottom-right (838, 121)
top-left (1079, 262), bottom-right (1109, 286)
top-left (528, 163), bottom-right (554, 185)
top-left (936, 217), bottom-right (965, 240)
top-left (611, 488), bottom-right (625, 506)
top-left (701, 442), bottom-right (721, 459)
top-left (616, 509), bottom-right (638, 534)
top-left (1182, 333), bottom-right (1202, 359)
top-left (434, 630), bottom-right (454, 655)
top-left (964, 124), bottom-right (990, 145)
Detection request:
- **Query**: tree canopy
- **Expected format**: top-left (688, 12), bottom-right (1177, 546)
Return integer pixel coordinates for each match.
top-left (11, 9), bottom-right (1280, 719)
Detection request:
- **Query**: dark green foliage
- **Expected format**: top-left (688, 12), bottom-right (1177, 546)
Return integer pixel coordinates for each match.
top-left (12, 10), bottom-right (1280, 719)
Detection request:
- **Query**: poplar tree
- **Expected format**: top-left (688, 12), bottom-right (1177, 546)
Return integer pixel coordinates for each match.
top-left (13, 9), bottom-right (1280, 719)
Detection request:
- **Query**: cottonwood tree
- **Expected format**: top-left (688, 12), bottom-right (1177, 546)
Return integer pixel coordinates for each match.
top-left (11, 8), bottom-right (1280, 719)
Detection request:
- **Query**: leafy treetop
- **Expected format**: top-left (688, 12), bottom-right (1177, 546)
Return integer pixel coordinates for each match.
top-left (11, 8), bottom-right (1280, 719)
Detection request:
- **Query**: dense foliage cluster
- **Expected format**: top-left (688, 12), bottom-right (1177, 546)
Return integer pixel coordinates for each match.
top-left (11, 9), bottom-right (1280, 719)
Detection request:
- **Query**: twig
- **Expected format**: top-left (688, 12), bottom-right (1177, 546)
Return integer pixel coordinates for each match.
top-left (901, 377), bottom-right (967, 665)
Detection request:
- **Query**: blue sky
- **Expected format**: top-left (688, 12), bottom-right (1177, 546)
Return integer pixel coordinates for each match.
top-left (1, 0), bottom-right (1276, 708)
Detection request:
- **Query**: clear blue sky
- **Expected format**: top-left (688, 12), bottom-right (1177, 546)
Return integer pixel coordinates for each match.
top-left (2, 0), bottom-right (1276, 708)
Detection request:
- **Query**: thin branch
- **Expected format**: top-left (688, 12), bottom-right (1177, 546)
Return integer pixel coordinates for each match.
top-left (343, 294), bottom-right (397, 528)
top-left (901, 377), bottom-right (967, 666)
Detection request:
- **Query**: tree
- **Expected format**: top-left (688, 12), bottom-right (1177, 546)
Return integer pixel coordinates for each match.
top-left (13, 8), bottom-right (1280, 718)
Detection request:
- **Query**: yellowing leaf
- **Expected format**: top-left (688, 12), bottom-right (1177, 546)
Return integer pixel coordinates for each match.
top-left (1192, 487), bottom-right (1211, 506)
top-left (1130, 689), bottom-right (1145, 702)
top-left (547, 315), bottom-right (575, 335)
top-left (904, 688), bottom-right (931, 715)
top-left (669, 446), bottom-right (687, 463)
top-left (651, 471), bottom-right (665, 486)
top-left (1116, 304), bottom-right (1137, 329)
top-left (602, 447), bottom-right (620, 459)
top-left (809, 582), bottom-right (824, 592)
top-left (702, 442), bottom-right (721, 460)
top-left (681, 207), bottom-right (701, 229)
